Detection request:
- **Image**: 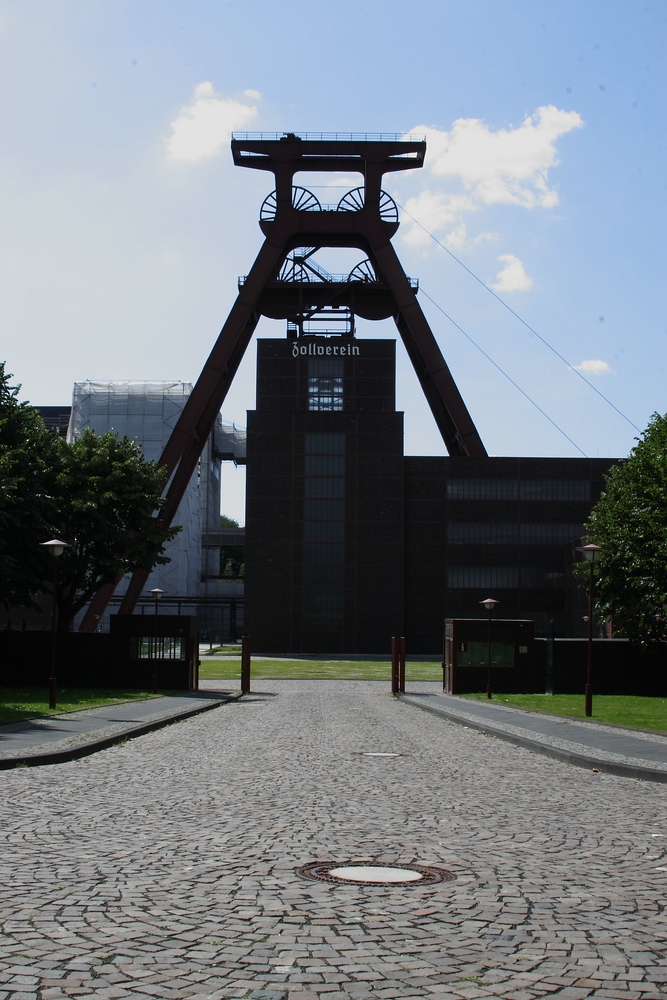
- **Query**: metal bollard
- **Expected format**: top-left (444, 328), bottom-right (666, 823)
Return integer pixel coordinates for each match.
top-left (391, 636), bottom-right (399, 695)
top-left (241, 634), bottom-right (251, 693)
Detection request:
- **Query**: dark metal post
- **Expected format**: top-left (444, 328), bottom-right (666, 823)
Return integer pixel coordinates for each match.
top-left (152, 594), bottom-right (159, 694)
top-left (241, 634), bottom-right (251, 693)
top-left (40, 540), bottom-right (69, 710)
top-left (576, 544), bottom-right (602, 718)
top-left (399, 636), bottom-right (406, 693)
top-left (230, 599), bottom-right (237, 643)
top-left (391, 636), bottom-right (399, 694)
top-left (585, 560), bottom-right (594, 717)
top-left (150, 588), bottom-right (164, 694)
top-left (49, 556), bottom-right (58, 710)
top-left (479, 597), bottom-right (498, 699)
top-left (486, 607), bottom-right (492, 700)
top-left (546, 619), bottom-right (554, 696)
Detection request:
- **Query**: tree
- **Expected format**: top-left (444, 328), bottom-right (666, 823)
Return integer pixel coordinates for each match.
top-left (51, 429), bottom-right (180, 630)
top-left (578, 412), bottom-right (667, 645)
top-left (0, 363), bottom-right (179, 630)
top-left (219, 514), bottom-right (243, 579)
top-left (0, 364), bottom-right (61, 610)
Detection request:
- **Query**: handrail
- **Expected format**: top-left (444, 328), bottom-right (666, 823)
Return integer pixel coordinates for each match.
top-left (232, 131), bottom-right (426, 143)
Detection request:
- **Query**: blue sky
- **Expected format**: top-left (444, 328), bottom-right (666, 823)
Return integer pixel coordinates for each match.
top-left (1, 0), bottom-right (664, 521)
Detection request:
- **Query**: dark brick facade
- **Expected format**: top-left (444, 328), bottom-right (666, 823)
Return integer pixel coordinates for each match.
top-left (245, 337), bottom-right (616, 654)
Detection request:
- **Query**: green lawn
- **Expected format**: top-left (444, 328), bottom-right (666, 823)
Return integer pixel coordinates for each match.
top-left (199, 657), bottom-right (442, 681)
top-left (0, 689), bottom-right (160, 725)
top-left (461, 693), bottom-right (667, 732)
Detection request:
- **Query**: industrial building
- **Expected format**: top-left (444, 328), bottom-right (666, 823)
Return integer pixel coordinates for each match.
top-left (37, 382), bottom-right (246, 638)
top-left (244, 337), bottom-right (614, 654)
top-left (37, 134), bottom-right (619, 654)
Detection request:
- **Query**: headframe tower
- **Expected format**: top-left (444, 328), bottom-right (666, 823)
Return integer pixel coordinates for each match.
top-left (81, 132), bottom-right (486, 628)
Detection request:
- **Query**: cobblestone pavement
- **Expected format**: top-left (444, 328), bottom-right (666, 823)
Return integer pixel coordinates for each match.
top-left (0, 680), bottom-right (665, 1000)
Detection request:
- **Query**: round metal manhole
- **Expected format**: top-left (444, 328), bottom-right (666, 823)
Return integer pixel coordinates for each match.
top-left (296, 861), bottom-right (454, 886)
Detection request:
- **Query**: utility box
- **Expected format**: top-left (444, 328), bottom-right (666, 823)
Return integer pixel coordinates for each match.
top-left (443, 618), bottom-right (535, 695)
top-left (110, 615), bottom-right (199, 691)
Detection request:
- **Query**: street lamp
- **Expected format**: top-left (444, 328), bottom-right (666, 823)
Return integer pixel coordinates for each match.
top-left (150, 588), bottom-right (164, 694)
top-left (480, 597), bottom-right (499, 700)
top-left (576, 543), bottom-right (603, 717)
top-left (39, 539), bottom-right (70, 710)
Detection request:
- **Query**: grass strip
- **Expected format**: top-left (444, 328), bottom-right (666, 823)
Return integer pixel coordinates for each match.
top-left (461, 693), bottom-right (667, 732)
top-left (199, 658), bottom-right (442, 681)
top-left (0, 689), bottom-right (161, 725)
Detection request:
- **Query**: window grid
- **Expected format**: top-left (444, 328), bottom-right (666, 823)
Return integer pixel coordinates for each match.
top-left (308, 359), bottom-right (344, 411)
top-left (447, 567), bottom-right (566, 589)
top-left (303, 433), bottom-right (345, 628)
top-left (446, 479), bottom-right (591, 501)
top-left (447, 523), bottom-right (586, 544)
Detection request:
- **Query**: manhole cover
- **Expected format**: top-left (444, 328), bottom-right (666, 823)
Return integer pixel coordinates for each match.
top-left (295, 861), bottom-right (454, 886)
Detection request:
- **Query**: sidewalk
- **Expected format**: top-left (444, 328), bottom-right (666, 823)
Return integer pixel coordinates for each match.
top-left (0, 689), bottom-right (238, 769)
top-left (399, 689), bottom-right (667, 782)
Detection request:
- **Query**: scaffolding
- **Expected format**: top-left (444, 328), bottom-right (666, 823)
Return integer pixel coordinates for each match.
top-left (68, 381), bottom-right (203, 611)
top-left (215, 420), bottom-right (247, 464)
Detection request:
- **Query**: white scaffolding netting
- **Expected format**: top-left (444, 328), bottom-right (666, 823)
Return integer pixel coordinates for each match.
top-left (68, 381), bottom-right (202, 600)
top-left (215, 420), bottom-right (246, 463)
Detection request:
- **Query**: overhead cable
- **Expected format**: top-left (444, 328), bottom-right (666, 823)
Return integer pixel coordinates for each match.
top-left (420, 287), bottom-right (588, 458)
top-left (397, 202), bottom-right (641, 433)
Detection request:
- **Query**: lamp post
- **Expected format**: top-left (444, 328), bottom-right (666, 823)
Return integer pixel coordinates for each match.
top-left (480, 597), bottom-right (499, 699)
top-left (576, 543), bottom-right (603, 717)
top-left (150, 588), bottom-right (164, 694)
top-left (39, 539), bottom-right (69, 710)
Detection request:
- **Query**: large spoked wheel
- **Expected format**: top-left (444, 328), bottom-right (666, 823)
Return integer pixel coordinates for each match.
top-left (260, 188), bottom-right (321, 223)
top-left (378, 191), bottom-right (399, 224)
top-left (292, 187), bottom-right (321, 212)
top-left (347, 259), bottom-right (377, 283)
top-left (337, 187), bottom-right (365, 212)
top-left (337, 188), bottom-right (399, 224)
top-left (259, 191), bottom-right (277, 222)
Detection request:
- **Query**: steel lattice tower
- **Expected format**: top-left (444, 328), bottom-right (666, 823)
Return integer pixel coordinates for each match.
top-left (81, 132), bottom-right (486, 628)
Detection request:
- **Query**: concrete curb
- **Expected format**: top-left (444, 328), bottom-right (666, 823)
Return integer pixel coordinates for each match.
top-left (397, 693), bottom-right (667, 784)
top-left (0, 693), bottom-right (242, 770)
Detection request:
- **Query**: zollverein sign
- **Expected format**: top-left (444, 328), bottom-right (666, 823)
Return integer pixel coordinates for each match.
top-left (292, 342), bottom-right (360, 358)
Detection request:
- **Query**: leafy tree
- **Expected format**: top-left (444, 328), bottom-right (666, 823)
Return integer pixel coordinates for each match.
top-left (219, 514), bottom-right (243, 579)
top-left (577, 412), bottom-right (667, 645)
top-left (0, 363), bottom-right (179, 630)
top-left (0, 365), bottom-right (60, 610)
top-left (220, 514), bottom-right (240, 528)
top-left (51, 429), bottom-right (180, 630)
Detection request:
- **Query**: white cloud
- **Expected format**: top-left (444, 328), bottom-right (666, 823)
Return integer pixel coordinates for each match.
top-left (399, 105), bottom-right (583, 247)
top-left (490, 253), bottom-right (532, 293)
top-left (574, 359), bottom-right (612, 374)
top-left (243, 89), bottom-right (262, 100)
top-left (400, 190), bottom-right (498, 249)
top-left (166, 82), bottom-right (259, 163)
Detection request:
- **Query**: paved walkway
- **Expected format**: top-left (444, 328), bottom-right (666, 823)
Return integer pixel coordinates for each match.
top-left (0, 691), bottom-right (234, 767)
top-left (399, 688), bottom-right (667, 783)
top-left (0, 679), bottom-right (665, 999)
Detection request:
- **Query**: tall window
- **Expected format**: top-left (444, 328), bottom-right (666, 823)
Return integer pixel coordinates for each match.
top-left (303, 434), bottom-right (345, 629)
top-left (308, 359), bottom-right (344, 411)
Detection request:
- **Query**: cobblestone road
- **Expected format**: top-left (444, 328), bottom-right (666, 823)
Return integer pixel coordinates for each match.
top-left (1, 680), bottom-right (665, 999)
